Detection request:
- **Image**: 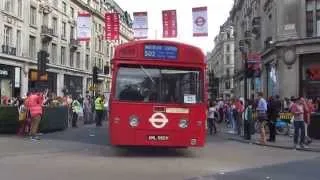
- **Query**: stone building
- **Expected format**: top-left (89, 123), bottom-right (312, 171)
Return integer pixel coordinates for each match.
top-left (231, 0), bottom-right (320, 99)
top-left (0, 0), bottom-right (133, 101)
top-left (207, 19), bottom-right (235, 99)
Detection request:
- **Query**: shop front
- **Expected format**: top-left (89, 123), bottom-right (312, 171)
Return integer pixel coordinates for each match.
top-left (0, 64), bottom-right (20, 104)
top-left (63, 74), bottom-right (83, 98)
top-left (300, 54), bottom-right (320, 99)
top-left (266, 62), bottom-right (280, 97)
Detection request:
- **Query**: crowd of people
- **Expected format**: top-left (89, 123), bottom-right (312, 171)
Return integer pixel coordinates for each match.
top-left (0, 90), bottom-right (108, 141)
top-left (208, 93), bottom-right (320, 149)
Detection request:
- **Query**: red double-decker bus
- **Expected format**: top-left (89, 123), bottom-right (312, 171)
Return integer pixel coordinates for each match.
top-left (109, 40), bottom-right (207, 148)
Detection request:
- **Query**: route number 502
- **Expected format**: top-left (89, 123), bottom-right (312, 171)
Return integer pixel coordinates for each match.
top-left (145, 50), bottom-right (155, 57)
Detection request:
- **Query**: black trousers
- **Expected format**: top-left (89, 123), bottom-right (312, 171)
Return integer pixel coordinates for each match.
top-left (72, 112), bottom-right (78, 127)
top-left (244, 121), bottom-right (251, 140)
top-left (268, 120), bottom-right (276, 141)
top-left (95, 110), bottom-right (104, 126)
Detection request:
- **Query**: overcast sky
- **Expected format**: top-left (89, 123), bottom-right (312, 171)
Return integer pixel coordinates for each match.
top-left (115, 0), bottom-right (234, 53)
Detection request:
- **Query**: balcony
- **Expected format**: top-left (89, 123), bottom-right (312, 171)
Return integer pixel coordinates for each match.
top-left (70, 39), bottom-right (80, 51)
top-left (1, 45), bottom-right (16, 56)
top-left (40, 25), bottom-right (54, 42)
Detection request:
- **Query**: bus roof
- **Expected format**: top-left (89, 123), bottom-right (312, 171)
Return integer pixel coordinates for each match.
top-left (113, 40), bottom-right (205, 64)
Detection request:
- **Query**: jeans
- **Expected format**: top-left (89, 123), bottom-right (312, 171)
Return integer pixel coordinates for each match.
top-left (294, 121), bottom-right (305, 145)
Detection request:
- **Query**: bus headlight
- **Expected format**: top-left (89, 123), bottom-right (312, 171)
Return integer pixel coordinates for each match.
top-left (129, 116), bottom-right (139, 127)
top-left (179, 119), bottom-right (188, 129)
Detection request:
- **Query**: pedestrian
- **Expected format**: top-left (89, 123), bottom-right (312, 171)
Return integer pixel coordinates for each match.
top-left (267, 95), bottom-right (282, 142)
top-left (95, 94), bottom-right (104, 127)
top-left (17, 98), bottom-right (27, 136)
top-left (207, 101), bottom-right (217, 135)
top-left (244, 100), bottom-right (253, 140)
top-left (290, 97), bottom-right (306, 149)
top-left (71, 96), bottom-right (81, 128)
top-left (26, 90), bottom-right (45, 140)
top-left (256, 92), bottom-right (268, 144)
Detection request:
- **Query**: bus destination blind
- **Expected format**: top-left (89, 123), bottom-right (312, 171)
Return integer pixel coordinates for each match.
top-left (144, 45), bottom-right (178, 60)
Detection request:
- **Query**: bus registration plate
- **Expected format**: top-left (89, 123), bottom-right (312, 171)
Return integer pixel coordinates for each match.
top-left (147, 135), bottom-right (169, 141)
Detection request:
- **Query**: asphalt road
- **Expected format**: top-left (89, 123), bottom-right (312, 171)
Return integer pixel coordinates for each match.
top-left (0, 124), bottom-right (319, 180)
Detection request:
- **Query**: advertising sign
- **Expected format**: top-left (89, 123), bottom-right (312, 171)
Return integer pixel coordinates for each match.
top-left (105, 13), bottom-right (120, 40)
top-left (77, 13), bottom-right (91, 41)
top-left (162, 10), bottom-right (177, 38)
top-left (192, 7), bottom-right (208, 37)
top-left (133, 12), bottom-right (148, 39)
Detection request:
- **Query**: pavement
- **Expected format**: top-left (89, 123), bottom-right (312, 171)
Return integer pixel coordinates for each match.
top-left (0, 123), bottom-right (320, 180)
top-left (220, 126), bottom-right (320, 152)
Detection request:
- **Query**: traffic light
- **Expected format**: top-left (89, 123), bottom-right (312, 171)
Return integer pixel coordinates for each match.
top-left (93, 66), bottom-right (98, 83)
top-left (37, 50), bottom-right (49, 76)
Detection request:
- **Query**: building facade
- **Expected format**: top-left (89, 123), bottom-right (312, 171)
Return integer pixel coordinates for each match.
top-left (207, 19), bottom-right (235, 100)
top-left (0, 0), bottom-right (133, 101)
top-left (231, 0), bottom-right (320, 100)
top-left (230, 0), bottom-right (263, 99)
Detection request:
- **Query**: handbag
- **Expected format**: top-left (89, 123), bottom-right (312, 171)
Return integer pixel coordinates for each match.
top-left (19, 111), bottom-right (27, 121)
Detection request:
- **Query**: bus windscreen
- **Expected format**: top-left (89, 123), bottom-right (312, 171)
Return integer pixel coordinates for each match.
top-left (115, 66), bottom-right (202, 104)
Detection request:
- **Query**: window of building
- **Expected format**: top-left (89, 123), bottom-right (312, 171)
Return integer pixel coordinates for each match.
top-left (51, 43), bottom-right (57, 63)
top-left (70, 26), bottom-right (74, 39)
top-left (4, 0), bottom-right (13, 13)
top-left (76, 52), bottom-right (81, 68)
top-left (225, 81), bottom-right (231, 90)
top-left (85, 54), bottom-right (89, 70)
top-left (86, 41), bottom-right (90, 49)
top-left (17, 0), bottom-right (22, 17)
top-left (226, 44), bottom-right (230, 52)
top-left (226, 55), bottom-right (231, 64)
top-left (98, 39), bottom-right (102, 52)
top-left (62, 1), bottom-right (67, 14)
top-left (16, 30), bottom-right (21, 55)
top-left (70, 51), bottom-right (74, 67)
top-left (305, 0), bottom-right (320, 37)
top-left (70, 7), bottom-right (74, 18)
top-left (4, 26), bottom-right (12, 46)
top-left (226, 68), bottom-right (231, 77)
top-left (61, 22), bottom-right (66, 39)
top-left (43, 14), bottom-right (49, 26)
top-left (30, 6), bottom-right (37, 26)
top-left (52, 17), bottom-right (58, 35)
top-left (29, 36), bottom-right (36, 58)
top-left (61, 47), bottom-right (66, 65)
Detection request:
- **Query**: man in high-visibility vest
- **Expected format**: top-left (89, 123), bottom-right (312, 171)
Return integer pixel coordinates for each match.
top-left (95, 94), bottom-right (104, 127)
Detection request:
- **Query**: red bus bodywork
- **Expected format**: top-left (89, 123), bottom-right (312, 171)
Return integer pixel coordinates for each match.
top-left (109, 40), bottom-right (207, 147)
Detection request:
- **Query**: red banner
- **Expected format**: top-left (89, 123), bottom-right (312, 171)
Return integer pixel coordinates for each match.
top-left (162, 10), bottom-right (177, 38)
top-left (105, 13), bottom-right (120, 40)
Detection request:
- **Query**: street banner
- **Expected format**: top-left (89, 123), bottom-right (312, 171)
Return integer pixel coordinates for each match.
top-left (77, 13), bottom-right (91, 41)
top-left (105, 13), bottom-right (120, 40)
top-left (192, 7), bottom-right (208, 37)
top-left (162, 10), bottom-right (177, 38)
top-left (133, 12), bottom-right (148, 39)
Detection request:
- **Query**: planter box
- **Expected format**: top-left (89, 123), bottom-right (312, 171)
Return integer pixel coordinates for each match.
top-left (39, 106), bottom-right (68, 133)
top-left (0, 106), bottom-right (68, 134)
top-left (0, 106), bottom-right (19, 133)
